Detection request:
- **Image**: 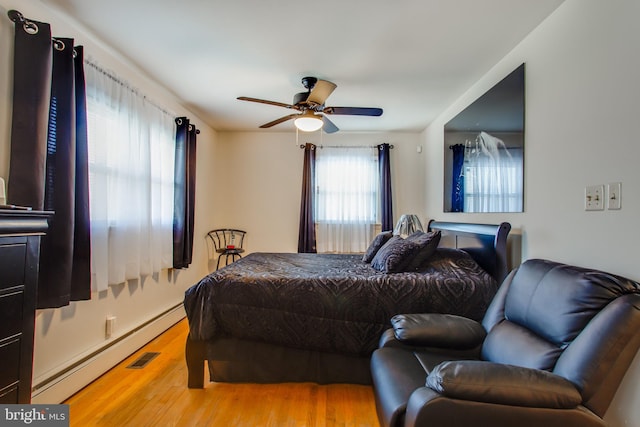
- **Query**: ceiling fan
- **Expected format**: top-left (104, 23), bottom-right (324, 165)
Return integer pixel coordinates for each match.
top-left (237, 77), bottom-right (383, 133)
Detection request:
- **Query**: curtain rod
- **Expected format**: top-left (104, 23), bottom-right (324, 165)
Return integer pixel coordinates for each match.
top-left (7, 10), bottom-right (182, 125)
top-left (84, 58), bottom-right (177, 120)
top-left (299, 144), bottom-right (394, 149)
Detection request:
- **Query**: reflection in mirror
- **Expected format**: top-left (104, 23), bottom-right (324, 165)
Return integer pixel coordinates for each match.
top-left (444, 63), bottom-right (525, 213)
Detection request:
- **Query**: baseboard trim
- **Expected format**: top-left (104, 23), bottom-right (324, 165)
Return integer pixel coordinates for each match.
top-left (31, 303), bottom-right (185, 404)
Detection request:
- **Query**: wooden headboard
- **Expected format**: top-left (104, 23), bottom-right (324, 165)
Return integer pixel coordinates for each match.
top-left (428, 220), bottom-right (511, 283)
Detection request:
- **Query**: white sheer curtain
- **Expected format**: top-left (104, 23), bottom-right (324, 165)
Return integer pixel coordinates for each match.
top-left (85, 61), bottom-right (175, 291)
top-left (315, 146), bottom-right (378, 253)
top-left (464, 131), bottom-right (523, 212)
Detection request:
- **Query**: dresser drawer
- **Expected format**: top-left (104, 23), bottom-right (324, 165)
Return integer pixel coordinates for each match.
top-left (0, 337), bottom-right (21, 390)
top-left (0, 290), bottom-right (24, 338)
top-left (0, 243), bottom-right (26, 291)
top-left (0, 384), bottom-right (19, 404)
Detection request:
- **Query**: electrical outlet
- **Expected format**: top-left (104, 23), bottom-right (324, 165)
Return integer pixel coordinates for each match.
top-left (106, 316), bottom-right (116, 338)
top-left (585, 185), bottom-right (604, 211)
top-left (607, 182), bottom-right (621, 210)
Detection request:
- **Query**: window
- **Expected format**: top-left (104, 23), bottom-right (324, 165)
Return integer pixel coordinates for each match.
top-left (85, 62), bottom-right (175, 291)
top-left (315, 146), bottom-right (379, 253)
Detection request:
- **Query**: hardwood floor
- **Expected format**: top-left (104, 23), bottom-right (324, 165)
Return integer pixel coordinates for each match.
top-left (64, 319), bottom-right (381, 426)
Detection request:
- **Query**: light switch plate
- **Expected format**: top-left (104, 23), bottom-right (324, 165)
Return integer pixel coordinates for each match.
top-left (585, 185), bottom-right (604, 211)
top-left (607, 182), bottom-right (621, 210)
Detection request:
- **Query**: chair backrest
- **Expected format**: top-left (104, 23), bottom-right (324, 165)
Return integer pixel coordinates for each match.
top-left (207, 229), bottom-right (246, 251)
top-left (480, 259), bottom-right (640, 416)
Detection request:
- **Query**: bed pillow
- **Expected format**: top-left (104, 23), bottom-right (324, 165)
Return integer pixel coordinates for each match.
top-left (371, 236), bottom-right (420, 273)
top-left (362, 231), bottom-right (394, 262)
top-left (405, 230), bottom-right (442, 270)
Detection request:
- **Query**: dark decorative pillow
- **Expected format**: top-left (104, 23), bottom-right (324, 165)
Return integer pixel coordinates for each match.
top-left (371, 236), bottom-right (420, 273)
top-left (362, 231), bottom-right (393, 262)
top-left (405, 230), bottom-right (442, 270)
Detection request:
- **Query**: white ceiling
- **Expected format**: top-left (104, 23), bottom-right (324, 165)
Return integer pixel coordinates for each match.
top-left (42, 0), bottom-right (564, 133)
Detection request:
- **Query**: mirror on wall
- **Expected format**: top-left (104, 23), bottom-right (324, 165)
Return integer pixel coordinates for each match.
top-left (444, 63), bottom-right (525, 213)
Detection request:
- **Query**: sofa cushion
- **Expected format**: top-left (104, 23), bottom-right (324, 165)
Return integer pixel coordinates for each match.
top-left (426, 360), bottom-right (582, 409)
top-left (504, 259), bottom-right (639, 347)
top-left (391, 313), bottom-right (485, 349)
top-left (481, 320), bottom-right (563, 370)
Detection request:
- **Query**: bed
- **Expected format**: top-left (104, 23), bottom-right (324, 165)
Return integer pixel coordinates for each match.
top-left (184, 220), bottom-right (511, 388)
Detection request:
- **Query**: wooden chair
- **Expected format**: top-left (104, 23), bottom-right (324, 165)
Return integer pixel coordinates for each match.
top-left (207, 229), bottom-right (246, 270)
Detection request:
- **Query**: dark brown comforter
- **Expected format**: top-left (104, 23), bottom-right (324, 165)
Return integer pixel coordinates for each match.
top-left (184, 248), bottom-right (497, 356)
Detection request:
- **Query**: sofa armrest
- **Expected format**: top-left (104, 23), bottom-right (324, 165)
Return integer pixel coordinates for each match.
top-left (390, 313), bottom-right (486, 349)
top-left (426, 360), bottom-right (582, 409)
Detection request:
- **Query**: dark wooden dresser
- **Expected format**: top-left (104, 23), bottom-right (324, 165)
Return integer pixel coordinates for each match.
top-left (0, 209), bottom-right (50, 403)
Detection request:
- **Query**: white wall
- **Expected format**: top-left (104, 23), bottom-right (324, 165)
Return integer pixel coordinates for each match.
top-left (423, 0), bottom-right (640, 425)
top-left (215, 131), bottom-right (425, 253)
top-left (0, 0), bottom-right (220, 401)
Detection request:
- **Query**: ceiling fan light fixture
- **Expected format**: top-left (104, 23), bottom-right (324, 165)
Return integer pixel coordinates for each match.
top-left (294, 111), bottom-right (323, 132)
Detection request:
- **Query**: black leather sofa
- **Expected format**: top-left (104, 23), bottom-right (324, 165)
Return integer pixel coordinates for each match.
top-left (371, 259), bottom-right (640, 427)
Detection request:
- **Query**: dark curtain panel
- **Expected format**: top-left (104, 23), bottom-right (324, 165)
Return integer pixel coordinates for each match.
top-left (297, 143), bottom-right (316, 253)
top-left (8, 12), bottom-right (91, 308)
top-left (7, 15), bottom-right (51, 209)
top-left (173, 117), bottom-right (198, 269)
top-left (69, 46), bottom-right (92, 301)
top-left (451, 144), bottom-right (465, 212)
top-left (378, 143), bottom-right (393, 232)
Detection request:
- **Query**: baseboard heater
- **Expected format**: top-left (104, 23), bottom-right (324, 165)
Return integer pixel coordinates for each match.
top-left (31, 302), bottom-right (185, 404)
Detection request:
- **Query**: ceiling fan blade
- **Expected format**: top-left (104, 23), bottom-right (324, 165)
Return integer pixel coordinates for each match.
top-left (323, 106), bottom-right (383, 116)
top-left (307, 80), bottom-right (337, 105)
top-left (322, 115), bottom-right (339, 134)
top-left (237, 96), bottom-right (294, 109)
top-left (259, 114), bottom-right (299, 128)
